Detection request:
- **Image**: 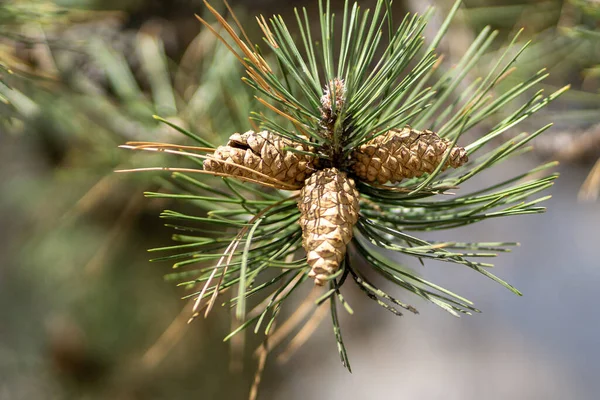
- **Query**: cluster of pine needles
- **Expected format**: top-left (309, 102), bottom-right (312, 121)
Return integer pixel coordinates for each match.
top-left (120, 0), bottom-right (567, 376)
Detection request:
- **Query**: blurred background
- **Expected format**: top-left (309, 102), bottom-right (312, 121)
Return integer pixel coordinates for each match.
top-left (1, 0), bottom-right (599, 399)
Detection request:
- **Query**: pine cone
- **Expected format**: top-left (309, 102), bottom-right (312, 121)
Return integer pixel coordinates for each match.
top-left (320, 78), bottom-right (346, 141)
top-left (298, 168), bottom-right (360, 285)
top-left (203, 130), bottom-right (316, 186)
top-left (351, 127), bottom-right (468, 184)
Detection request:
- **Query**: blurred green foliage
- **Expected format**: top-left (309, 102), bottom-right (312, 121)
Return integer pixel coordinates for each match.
top-left (1, 1), bottom-right (263, 398)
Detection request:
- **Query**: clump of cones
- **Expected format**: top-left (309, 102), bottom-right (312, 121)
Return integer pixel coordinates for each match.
top-left (204, 79), bottom-right (468, 286)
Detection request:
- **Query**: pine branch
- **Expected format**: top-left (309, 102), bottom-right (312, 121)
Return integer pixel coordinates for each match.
top-left (122, 0), bottom-right (565, 373)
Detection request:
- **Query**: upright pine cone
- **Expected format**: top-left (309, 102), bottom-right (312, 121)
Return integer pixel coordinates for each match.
top-left (298, 168), bottom-right (360, 285)
top-left (203, 130), bottom-right (316, 186)
top-left (351, 127), bottom-right (468, 184)
top-left (320, 78), bottom-right (346, 121)
top-left (320, 78), bottom-right (347, 141)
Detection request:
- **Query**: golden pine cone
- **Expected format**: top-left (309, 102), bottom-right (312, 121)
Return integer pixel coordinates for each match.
top-left (351, 127), bottom-right (468, 184)
top-left (298, 168), bottom-right (360, 285)
top-left (203, 130), bottom-right (316, 186)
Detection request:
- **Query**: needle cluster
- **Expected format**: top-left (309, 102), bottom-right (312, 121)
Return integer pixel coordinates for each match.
top-left (122, 0), bottom-right (566, 371)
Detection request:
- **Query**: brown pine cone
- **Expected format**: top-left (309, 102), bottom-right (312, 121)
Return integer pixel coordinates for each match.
top-left (351, 127), bottom-right (468, 184)
top-left (203, 130), bottom-right (316, 187)
top-left (298, 168), bottom-right (360, 285)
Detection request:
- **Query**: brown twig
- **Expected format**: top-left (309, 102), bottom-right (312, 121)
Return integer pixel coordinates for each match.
top-left (84, 193), bottom-right (143, 276)
top-left (276, 301), bottom-right (329, 364)
top-left (535, 123), bottom-right (600, 164)
top-left (579, 157), bottom-right (600, 202)
top-left (140, 300), bottom-right (194, 370)
top-left (248, 321), bottom-right (275, 400)
top-left (253, 286), bottom-right (322, 357)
